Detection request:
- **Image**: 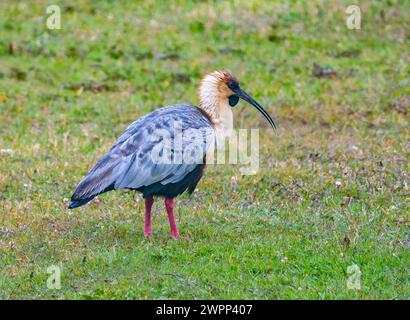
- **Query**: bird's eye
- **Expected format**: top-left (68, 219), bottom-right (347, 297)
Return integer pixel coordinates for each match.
top-left (227, 79), bottom-right (239, 91)
top-left (229, 95), bottom-right (239, 107)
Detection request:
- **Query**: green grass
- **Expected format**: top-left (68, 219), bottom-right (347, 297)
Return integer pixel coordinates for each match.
top-left (0, 0), bottom-right (409, 299)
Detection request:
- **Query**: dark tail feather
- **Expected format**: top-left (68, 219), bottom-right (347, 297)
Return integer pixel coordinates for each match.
top-left (68, 196), bottom-right (95, 209)
top-left (68, 183), bottom-right (115, 209)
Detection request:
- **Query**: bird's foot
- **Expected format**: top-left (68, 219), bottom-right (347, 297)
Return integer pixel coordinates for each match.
top-left (144, 229), bottom-right (152, 238)
top-left (170, 230), bottom-right (180, 239)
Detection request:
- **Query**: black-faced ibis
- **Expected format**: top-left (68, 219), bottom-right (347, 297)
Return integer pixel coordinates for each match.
top-left (68, 70), bottom-right (276, 238)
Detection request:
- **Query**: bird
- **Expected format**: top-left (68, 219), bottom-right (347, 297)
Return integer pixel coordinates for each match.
top-left (68, 70), bottom-right (276, 238)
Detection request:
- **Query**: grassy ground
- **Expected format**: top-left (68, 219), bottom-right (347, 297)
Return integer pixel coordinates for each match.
top-left (0, 0), bottom-right (409, 299)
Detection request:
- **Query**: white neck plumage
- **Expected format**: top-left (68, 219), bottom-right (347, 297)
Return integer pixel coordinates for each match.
top-left (198, 73), bottom-right (233, 144)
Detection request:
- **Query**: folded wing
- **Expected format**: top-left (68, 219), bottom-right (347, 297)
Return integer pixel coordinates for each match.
top-left (69, 104), bottom-right (214, 207)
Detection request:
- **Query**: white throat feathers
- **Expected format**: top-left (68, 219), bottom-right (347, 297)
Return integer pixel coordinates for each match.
top-left (198, 71), bottom-right (234, 142)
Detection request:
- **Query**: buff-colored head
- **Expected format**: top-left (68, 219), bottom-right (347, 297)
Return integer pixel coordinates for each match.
top-left (199, 70), bottom-right (239, 112)
top-left (199, 70), bottom-right (239, 99)
top-left (198, 70), bottom-right (277, 131)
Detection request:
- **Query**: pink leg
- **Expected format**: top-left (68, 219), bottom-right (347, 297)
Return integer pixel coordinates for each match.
top-left (144, 196), bottom-right (154, 238)
top-left (165, 198), bottom-right (179, 238)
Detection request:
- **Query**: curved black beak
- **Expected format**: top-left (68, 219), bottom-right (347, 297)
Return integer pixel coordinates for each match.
top-left (236, 88), bottom-right (277, 132)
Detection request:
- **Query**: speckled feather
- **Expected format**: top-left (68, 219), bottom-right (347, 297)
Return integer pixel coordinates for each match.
top-left (70, 104), bottom-right (214, 206)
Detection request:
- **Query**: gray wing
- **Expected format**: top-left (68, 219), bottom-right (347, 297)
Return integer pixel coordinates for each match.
top-left (71, 104), bottom-right (214, 200)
